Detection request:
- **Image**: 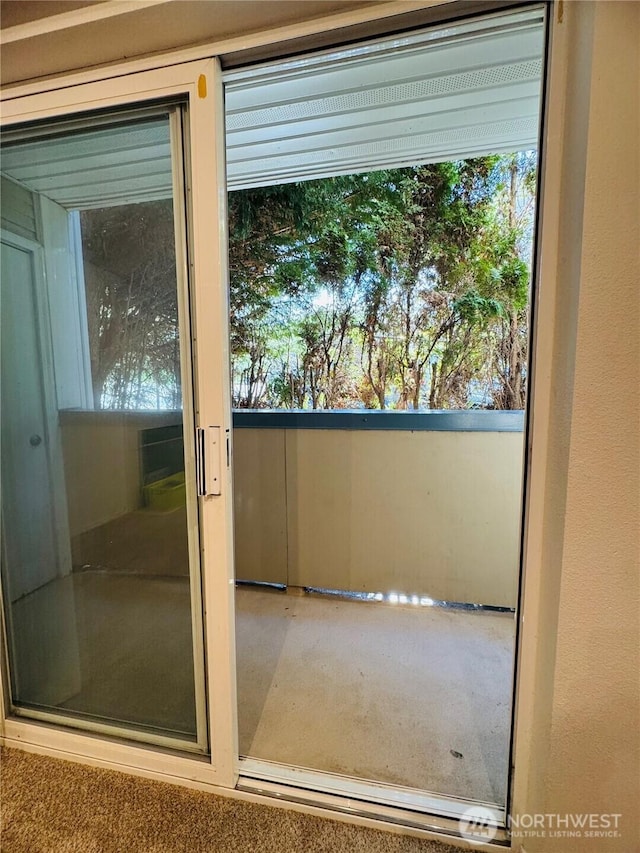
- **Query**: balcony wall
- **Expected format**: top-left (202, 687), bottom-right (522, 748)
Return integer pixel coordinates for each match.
top-left (60, 410), bottom-right (524, 607)
top-left (234, 412), bottom-right (524, 608)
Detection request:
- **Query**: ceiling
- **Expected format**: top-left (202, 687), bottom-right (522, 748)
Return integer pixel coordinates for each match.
top-left (0, 1), bottom-right (107, 29)
top-left (0, 0), bottom-right (388, 87)
top-left (0, 7), bottom-right (543, 208)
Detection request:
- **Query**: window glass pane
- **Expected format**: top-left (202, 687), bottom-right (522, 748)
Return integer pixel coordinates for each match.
top-left (1, 113), bottom-right (204, 747)
top-left (227, 7), bottom-right (543, 811)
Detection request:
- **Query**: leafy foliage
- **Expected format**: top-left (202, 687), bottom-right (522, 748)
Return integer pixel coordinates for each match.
top-left (81, 153), bottom-right (536, 411)
top-left (229, 153), bottom-right (536, 410)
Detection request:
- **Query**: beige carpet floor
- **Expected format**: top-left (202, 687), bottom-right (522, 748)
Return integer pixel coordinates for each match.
top-left (0, 747), bottom-right (463, 853)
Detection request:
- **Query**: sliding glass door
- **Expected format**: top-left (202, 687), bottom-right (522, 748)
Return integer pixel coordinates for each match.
top-left (0, 106), bottom-right (209, 750)
top-left (0, 10), bottom-right (548, 839)
top-left (225, 6), bottom-right (545, 828)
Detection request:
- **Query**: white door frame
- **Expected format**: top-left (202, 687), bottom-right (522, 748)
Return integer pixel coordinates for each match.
top-left (0, 59), bottom-right (238, 790)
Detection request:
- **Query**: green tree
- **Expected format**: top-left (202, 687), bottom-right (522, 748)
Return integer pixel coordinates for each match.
top-left (227, 154), bottom-right (536, 411)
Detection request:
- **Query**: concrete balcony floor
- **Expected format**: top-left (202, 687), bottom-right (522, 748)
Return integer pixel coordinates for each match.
top-left (237, 586), bottom-right (513, 804)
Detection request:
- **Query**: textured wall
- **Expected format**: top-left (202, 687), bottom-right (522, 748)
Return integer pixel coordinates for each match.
top-left (516, 3), bottom-right (640, 850)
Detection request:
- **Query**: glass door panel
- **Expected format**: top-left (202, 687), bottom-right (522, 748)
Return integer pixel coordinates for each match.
top-left (0, 109), bottom-right (207, 749)
top-left (226, 6), bottom-right (545, 816)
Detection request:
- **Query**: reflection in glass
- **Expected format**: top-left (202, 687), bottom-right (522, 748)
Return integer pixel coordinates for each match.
top-left (0, 113), bottom-right (203, 746)
top-left (81, 201), bottom-right (182, 411)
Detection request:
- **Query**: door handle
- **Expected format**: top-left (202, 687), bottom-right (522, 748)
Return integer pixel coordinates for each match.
top-left (29, 434), bottom-right (42, 447)
top-left (195, 426), bottom-right (222, 497)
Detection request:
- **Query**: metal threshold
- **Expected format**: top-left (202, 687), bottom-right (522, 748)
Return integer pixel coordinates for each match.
top-left (238, 757), bottom-right (509, 846)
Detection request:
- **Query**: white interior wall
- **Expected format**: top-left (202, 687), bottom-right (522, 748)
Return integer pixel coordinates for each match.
top-left (513, 4), bottom-right (640, 849)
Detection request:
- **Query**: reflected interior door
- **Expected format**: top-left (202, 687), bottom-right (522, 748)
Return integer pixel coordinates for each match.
top-left (1, 233), bottom-right (80, 707)
top-left (1, 237), bottom-right (60, 599)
